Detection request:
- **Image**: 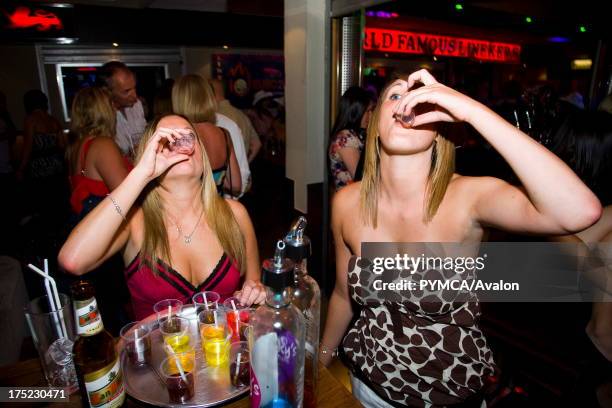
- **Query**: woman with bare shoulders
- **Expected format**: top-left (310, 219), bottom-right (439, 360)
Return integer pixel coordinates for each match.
top-left (67, 87), bottom-right (129, 219)
top-left (59, 114), bottom-right (263, 320)
top-left (320, 69), bottom-right (601, 407)
top-left (172, 74), bottom-right (242, 196)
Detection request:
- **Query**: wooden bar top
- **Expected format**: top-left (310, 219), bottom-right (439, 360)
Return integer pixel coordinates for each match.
top-left (0, 358), bottom-right (361, 408)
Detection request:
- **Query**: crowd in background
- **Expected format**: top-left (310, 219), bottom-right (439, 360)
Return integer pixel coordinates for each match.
top-left (0, 61), bottom-right (285, 334)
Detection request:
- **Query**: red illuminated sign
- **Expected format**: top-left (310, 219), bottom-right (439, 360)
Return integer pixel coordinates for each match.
top-left (364, 28), bottom-right (521, 63)
top-left (5, 6), bottom-right (63, 31)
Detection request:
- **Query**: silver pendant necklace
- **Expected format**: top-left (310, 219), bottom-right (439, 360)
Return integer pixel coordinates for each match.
top-left (172, 208), bottom-right (204, 245)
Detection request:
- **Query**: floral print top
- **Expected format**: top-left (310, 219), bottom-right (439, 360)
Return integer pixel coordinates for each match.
top-left (329, 129), bottom-right (363, 191)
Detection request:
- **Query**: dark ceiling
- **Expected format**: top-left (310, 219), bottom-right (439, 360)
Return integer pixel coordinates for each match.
top-left (1, 1), bottom-right (284, 47)
top-left (368, 0), bottom-right (608, 39)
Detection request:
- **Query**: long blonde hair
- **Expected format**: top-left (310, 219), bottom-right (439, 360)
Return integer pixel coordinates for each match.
top-left (136, 114), bottom-right (246, 274)
top-left (67, 87), bottom-right (116, 172)
top-left (360, 78), bottom-right (455, 227)
top-left (172, 74), bottom-right (217, 123)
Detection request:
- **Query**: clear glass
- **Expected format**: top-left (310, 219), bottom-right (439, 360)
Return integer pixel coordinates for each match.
top-left (24, 294), bottom-right (78, 394)
top-left (226, 307), bottom-right (254, 343)
top-left (168, 128), bottom-right (196, 155)
top-left (160, 316), bottom-right (191, 353)
top-left (153, 299), bottom-right (183, 323)
top-left (160, 355), bottom-right (196, 403)
top-left (192, 291), bottom-right (220, 315)
top-left (120, 322), bottom-right (152, 367)
top-left (229, 341), bottom-right (250, 388)
top-left (250, 287), bottom-right (305, 408)
top-left (164, 345), bottom-right (196, 373)
top-left (393, 103), bottom-right (415, 127)
top-left (222, 296), bottom-right (245, 311)
top-left (291, 259), bottom-right (321, 408)
top-left (198, 309), bottom-right (229, 366)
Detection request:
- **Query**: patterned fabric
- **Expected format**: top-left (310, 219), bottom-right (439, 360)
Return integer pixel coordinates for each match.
top-left (125, 252), bottom-right (241, 320)
top-left (329, 129), bottom-right (363, 191)
top-left (28, 132), bottom-right (64, 179)
top-left (343, 256), bottom-right (495, 407)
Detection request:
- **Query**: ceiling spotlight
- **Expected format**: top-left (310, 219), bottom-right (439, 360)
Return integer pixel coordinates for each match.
top-left (112, 42), bottom-right (119, 47)
top-left (223, 45), bottom-right (229, 50)
top-left (57, 37), bottom-right (76, 44)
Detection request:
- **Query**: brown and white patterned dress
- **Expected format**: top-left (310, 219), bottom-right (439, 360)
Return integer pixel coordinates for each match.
top-left (342, 256), bottom-right (496, 407)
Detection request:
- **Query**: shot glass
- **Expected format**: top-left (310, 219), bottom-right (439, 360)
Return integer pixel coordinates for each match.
top-left (153, 299), bottom-right (183, 324)
top-left (229, 341), bottom-right (250, 388)
top-left (393, 103), bottom-right (415, 128)
top-left (222, 296), bottom-right (244, 311)
top-left (160, 355), bottom-right (196, 403)
top-left (198, 310), bottom-right (229, 366)
top-left (165, 345), bottom-right (196, 374)
top-left (120, 322), bottom-right (152, 367)
top-left (160, 316), bottom-right (191, 353)
top-left (226, 307), bottom-right (253, 343)
top-left (192, 291), bottom-right (220, 315)
top-left (168, 129), bottom-right (196, 155)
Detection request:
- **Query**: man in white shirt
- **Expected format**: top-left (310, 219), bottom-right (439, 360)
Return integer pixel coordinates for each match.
top-left (99, 61), bottom-right (147, 157)
top-left (215, 113), bottom-right (251, 199)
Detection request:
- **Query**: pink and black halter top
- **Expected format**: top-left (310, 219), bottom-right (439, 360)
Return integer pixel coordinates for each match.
top-left (125, 252), bottom-right (241, 320)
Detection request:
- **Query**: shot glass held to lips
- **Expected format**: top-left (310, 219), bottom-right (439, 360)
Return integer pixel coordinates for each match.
top-left (167, 128), bottom-right (196, 155)
top-left (394, 104), bottom-right (416, 128)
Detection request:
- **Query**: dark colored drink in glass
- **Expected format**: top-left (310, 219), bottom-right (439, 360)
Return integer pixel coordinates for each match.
top-left (230, 353), bottom-right (250, 388)
top-left (125, 336), bottom-right (151, 366)
top-left (166, 371), bottom-right (194, 403)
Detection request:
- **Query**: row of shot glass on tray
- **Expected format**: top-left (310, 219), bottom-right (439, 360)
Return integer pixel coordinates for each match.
top-left (119, 292), bottom-right (252, 403)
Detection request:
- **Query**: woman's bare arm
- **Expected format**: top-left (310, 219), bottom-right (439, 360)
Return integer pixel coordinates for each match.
top-left (59, 128), bottom-right (188, 274)
top-left (402, 69), bottom-right (601, 234)
top-left (223, 136), bottom-right (242, 196)
top-left (92, 137), bottom-right (129, 191)
top-left (338, 146), bottom-right (361, 179)
top-left (320, 189), bottom-right (355, 366)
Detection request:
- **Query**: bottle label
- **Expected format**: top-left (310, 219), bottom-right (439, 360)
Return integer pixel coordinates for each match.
top-left (84, 357), bottom-right (125, 408)
top-left (74, 298), bottom-right (103, 336)
top-left (250, 365), bottom-right (261, 408)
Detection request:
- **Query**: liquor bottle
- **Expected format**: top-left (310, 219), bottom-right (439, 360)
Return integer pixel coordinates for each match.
top-left (250, 240), bottom-right (305, 408)
top-left (285, 217), bottom-right (320, 408)
top-left (71, 280), bottom-right (126, 408)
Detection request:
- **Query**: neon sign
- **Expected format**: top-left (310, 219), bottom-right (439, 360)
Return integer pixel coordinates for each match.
top-left (364, 28), bottom-right (521, 63)
top-left (4, 6), bottom-right (63, 31)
